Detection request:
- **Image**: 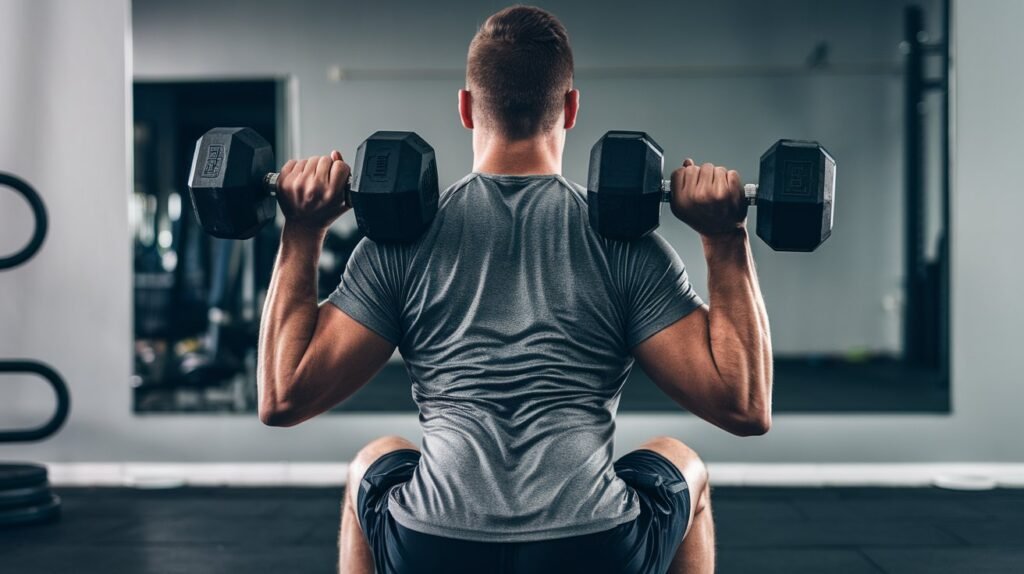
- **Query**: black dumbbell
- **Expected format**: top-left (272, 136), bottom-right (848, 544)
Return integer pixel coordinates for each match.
top-left (187, 128), bottom-right (439, 243)
top-left (587, 131), bottom-right (836, 252)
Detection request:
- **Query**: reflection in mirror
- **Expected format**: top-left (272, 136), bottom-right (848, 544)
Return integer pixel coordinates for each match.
top-left (131, 0), bottom-right (949, 414)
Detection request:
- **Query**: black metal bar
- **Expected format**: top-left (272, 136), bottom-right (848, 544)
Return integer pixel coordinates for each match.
top-left (0, 360), bottom-right (70, 443)
top-left (903, 5), bottom-right (928, 365)
top-left (939, 0), bottom-right (952, 379)
top-left (0, 173), bottom-right (48, 271)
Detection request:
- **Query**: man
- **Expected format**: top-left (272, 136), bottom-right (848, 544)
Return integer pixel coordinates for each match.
top-left (257, 5), bottom-right (771, 574)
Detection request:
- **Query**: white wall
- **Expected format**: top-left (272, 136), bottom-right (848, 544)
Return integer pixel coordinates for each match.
top-left (1, 0), bottom-right (1021, 465)
top-left (0, 0), bottom-right (135, 456)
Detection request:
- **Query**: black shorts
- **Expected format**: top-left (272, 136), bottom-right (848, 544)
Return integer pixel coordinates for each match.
top-left (356, 448), bottom-right (691, 574)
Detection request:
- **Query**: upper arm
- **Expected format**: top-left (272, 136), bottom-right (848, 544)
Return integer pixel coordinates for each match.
top-left (633, 306), bottom-right (768, 434)
top-left (617, 233), bottom-right (704, 348)
top-left (274, 238), bottom-right (406, 424)
top-left (283, 303), bottom-right (395, 421)
top-left (632, 306), bottom-right (735, 427)
top-left (618, 234), bottom-right (743, 430)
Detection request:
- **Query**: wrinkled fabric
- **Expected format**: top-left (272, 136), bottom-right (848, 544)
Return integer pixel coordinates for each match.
top-left (329, 172), bottom-right (702, 542)
top-left (356, 449), bottom-right (691, 574)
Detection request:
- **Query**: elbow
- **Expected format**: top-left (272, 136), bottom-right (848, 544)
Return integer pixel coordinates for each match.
top-left (720, 372), bottom-right (772, 437)
top-left (258, 376), bottom-right (303, 428)
top-left (721, 392), bottom-right (772, 436)
top-left (259, 401), bottom-right (301, 427)
top-left (729, 411), bottom-right (772, 437)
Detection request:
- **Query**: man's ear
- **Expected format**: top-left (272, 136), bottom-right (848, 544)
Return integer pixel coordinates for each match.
top-left (458, 89), bottom-right (474, 130)
top-left (564, 89), bottom-right (580, 130)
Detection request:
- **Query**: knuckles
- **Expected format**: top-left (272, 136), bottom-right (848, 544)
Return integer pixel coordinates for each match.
top-left (275, 155), bottom-right (351, 227)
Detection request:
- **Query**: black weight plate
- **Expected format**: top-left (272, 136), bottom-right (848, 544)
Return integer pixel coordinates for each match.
top-left (0, 463), bottom-right (47, 490)
top-left (0, 482), bottom-right (52, 510)
top-left (0, 494), bottom-right (60, 527)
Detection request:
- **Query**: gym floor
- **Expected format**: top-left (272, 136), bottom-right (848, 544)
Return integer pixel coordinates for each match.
top-left (1, 486), bottom-right (1021, 574)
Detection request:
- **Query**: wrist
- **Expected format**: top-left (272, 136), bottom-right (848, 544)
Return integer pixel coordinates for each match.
top-left (280, 223), bottom-right (327, 251)
top-left (700, 226), bottom-right (749, 250)
top-left (701, 227), bottom-right (751, 268)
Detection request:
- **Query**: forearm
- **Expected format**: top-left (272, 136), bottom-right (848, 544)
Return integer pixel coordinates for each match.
top-left (257, 224), bottom-right (325, 419)
top-left (702, 228), bottom-right (773, 428)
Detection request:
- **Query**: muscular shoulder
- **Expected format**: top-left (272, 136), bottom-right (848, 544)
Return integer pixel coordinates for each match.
top-left (437, 173), bottom-right (482, 209)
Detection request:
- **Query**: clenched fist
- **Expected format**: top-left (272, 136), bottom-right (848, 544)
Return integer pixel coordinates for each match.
top-left (668, 158), bottom-right (748, 237)
top-left (276, 151), bottom-right (351, 231)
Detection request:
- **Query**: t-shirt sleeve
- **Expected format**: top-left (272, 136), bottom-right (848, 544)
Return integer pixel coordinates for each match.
top-left (326, 238), bottom-right (406, 345)
top-left (619, 233), bottom-right (705, 348)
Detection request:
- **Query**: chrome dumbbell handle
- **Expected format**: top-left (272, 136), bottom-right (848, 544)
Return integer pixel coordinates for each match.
top-left (263, 172), bottom-right (280, 191)
top-left (261, 171), bottom-right (354, 202)
top-left (659, 180), bottom-right (759, 205)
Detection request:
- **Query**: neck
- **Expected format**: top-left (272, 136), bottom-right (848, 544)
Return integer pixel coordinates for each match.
top-left (472, 129), bottom-right (564, 175)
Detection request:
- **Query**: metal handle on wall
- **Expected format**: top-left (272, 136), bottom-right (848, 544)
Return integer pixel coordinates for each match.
top-left (0, 360), bottom-right (71, 443)
top-left (0, 172), bottom-right (48, 270)
top-left (0, 174), bottom-right (69, 443)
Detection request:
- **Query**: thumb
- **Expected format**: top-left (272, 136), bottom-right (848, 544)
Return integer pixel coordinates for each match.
top-left (279, 159), bottom-right (298, 177)
top-left (331, 150), bottom-right (342, 162)
top-left (682, 158), bottom-right (695, 168)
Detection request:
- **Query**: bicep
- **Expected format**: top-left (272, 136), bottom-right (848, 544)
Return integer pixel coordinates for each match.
top-left (632, 304), bottom-right (733, 423)
top-left (289, 304), bottom-right (396, 418)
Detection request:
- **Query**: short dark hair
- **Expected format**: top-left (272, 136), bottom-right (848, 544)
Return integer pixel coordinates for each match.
top-left (467, 5), bottom-right (574, 140)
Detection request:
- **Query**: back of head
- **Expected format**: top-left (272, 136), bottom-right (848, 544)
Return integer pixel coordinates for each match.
top-left (467, 5), bottom-right (574, 140)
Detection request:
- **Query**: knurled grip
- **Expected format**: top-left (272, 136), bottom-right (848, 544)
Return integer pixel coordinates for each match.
top-left (263, 172), bottom-right (279, 192)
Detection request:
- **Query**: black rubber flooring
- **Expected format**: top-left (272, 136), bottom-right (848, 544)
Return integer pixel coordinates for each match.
top-left (2, 486), bottom-right (1021, 573)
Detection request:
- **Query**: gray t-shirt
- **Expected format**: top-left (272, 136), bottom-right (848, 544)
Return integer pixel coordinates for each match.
top-left (328, 172), bottom-right (703, 542)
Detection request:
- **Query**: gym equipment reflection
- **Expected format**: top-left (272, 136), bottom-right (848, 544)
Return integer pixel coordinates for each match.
top-left (131, 3), bottom-right (951, 414)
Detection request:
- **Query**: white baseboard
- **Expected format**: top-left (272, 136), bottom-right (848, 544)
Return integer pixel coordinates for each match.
top-left (46, 463), bottom-right (350, 488)
top-left (35, 462), bottom-right (1024, 489)
top-left (705, 463), bottom-right (1024, 488)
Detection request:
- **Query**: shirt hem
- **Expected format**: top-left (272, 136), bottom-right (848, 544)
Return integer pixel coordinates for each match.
top-left (326, 294), bottom-right (401, 346)
top-left (627, 295), bottom-right (704, 349)
top-left (386, 500), bottom-right (641, 543)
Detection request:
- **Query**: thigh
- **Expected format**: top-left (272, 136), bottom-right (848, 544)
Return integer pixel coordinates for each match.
top-left (348, 435), bottom-right (419, 510)
top-left (510, 521), bottom-right (643, 574)
top-left (353, 445), bottom-right (420, 574)
top-left (632, 436), bottom-right (708, 538)
top-left (387, 522), bottom-right (502, 574)
top-left (610, 444), bottom-right (694, 574)
top-left (513, 445), bottom-right (695, 574)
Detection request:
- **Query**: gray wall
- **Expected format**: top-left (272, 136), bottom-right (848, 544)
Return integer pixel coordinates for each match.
top-left (131, 0), bottom-right (940, 355)
top-left (1, 0), bottom-right (1021, 464)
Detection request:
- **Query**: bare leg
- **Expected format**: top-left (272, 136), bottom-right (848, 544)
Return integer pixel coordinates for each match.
top-left (634, 436), bottom-right (714, 574)
top-left (339, 435), bottom-right (419, 574)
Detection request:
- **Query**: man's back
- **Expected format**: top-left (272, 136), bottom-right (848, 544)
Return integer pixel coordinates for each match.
top-left (259, 6), bottom-right (769, 571)
top-left (330, 172), bottom-right (702, 541)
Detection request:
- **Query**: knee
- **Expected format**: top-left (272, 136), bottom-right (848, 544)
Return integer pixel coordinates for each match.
top-left (352, 433), bottom-right (415, 474)
top-left (345, 436), bottom-right (416, 507)
top-left (641, 436), bottom-right (704, 472)
top-left (640, 435), bottom-right (710, 509)
top-left (348, 435), bottom-right (417, 484)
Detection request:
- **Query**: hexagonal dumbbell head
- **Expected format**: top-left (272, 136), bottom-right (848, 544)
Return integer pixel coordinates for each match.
top-left (587, 131), bottom-right (665, 241)
top-left (350, 131), bottom-right (439, 243)
top-left (187, 127), bottom-right (276, 239)
top-left (755, 140), bottom-right (836, 252)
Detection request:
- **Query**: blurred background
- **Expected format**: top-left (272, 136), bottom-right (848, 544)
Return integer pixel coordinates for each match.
top-left (0, 0), bottom-right (1017, 465)
top-left (5, 3), bottom-right (1024, 572)
top-left (127, 0), bottom-right (950, 415)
